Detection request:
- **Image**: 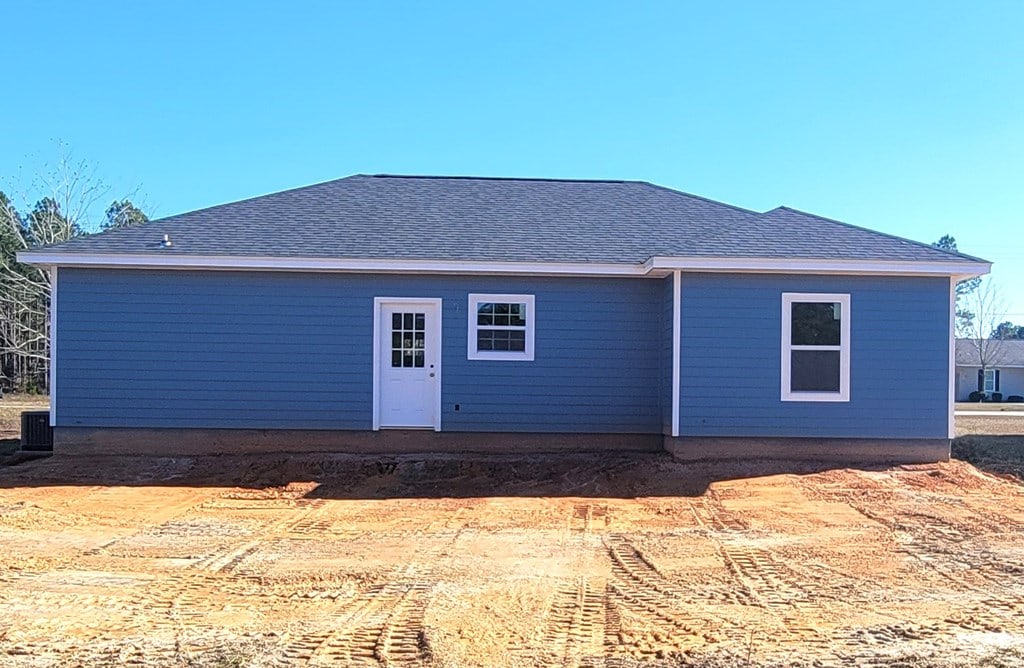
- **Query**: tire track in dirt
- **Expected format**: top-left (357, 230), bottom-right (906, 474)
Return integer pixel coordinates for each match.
top-left (688, 494), bottom-right (815, 610)
top-left (0, 490), bottom-right (315, 663)
top-left (792, 475), bottom-right (1024, 659)
top-left (80, 491), bottom-right (221, 557)
top-left (516, 503), bottom-right (608, 667)
top-left (533, 577), bottom-right (607, 667)
top-left (820, 487), bottom-right (1024, 599)
top-left (573, 503), bottom-right (609, 533)
top-left (189, 501), bottom-right (325, 575)
top-left (715, 542), bottom-right (819, 608)
top-left (282, 579), bottom-right (432, 666)
top-left (687, 491), bottom-right (844, 655)
top-left (102, 497), bottom-right (331, 647)
top-left (276, 504), bottom-right (473, 665)
top-left (603, 533), bottom-right (745, 657)
top-left (689, 494), bottom-right (747, 532)
top-left (278, 573), bottom-right (437, 666)
top-left (606, 534), bottom-right (689, 601)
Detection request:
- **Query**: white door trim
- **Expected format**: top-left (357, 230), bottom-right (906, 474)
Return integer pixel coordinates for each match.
top-left (372, 297), bottom-right (443, 431)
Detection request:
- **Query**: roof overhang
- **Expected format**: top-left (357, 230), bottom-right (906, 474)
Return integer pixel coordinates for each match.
top-left (17, 251), bottom-right (992, 279)
top-left (646, 256), bottom-right (991, 279)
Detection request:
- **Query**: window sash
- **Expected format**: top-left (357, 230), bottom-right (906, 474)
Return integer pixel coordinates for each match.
top-left (781, 293), bottom-right (851, 402)
top-left (468, 294), bottom-right (536, 361)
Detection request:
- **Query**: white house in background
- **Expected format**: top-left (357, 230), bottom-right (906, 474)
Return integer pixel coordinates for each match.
top-left (955, 339), bottom-right (1024, 401)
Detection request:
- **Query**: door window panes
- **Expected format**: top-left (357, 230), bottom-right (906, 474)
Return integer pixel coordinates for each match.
top-left (391, 311), bottom-right (425, 368)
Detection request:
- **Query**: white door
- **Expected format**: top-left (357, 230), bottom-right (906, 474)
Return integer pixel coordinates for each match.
top-left (376, 300), bottom-right (441, 429)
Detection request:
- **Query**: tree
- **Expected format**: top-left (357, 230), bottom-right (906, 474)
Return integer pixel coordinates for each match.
top-left (960, 278), bottom-right (1008, 394)
top-left (992, 321), bottom-right (1024, 340)
top-left (0, 195), bottom-right (78, 392)
top-left (0, 192), bottom-right (30, 389)
top-left (0, 148), bottom-right (148, 392)
top-left (103, 199), bottom-right (149, 230)
top-left (0, 192), bottom-right (22, 264)
top-left (932, 235), bottom-right (982, 337)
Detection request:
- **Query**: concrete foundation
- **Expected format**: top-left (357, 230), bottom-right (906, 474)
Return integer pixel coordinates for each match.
top-left (663, 436), bottom-right (951, 464)
top-left (54, 428), bottom-right (950, 464)
top-left (53, 427), bottom-right (663, 456)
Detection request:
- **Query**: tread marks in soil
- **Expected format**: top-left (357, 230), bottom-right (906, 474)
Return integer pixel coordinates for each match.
top-left (533, 577), bottom-right (607, 667)
top-left (795, 478), bottom-right (1024, 656)
top-left (827, 486), bottom-right (1022, 595)
top-left (688, 495), bottom-right (807, 610)
top-left (572, 503), bottom-right (609, 533)
top-left (517, 504), bottom-right (608, 667)
top-left (688, 494), bottom-right (747, 532)
top-left (188, 500), bottom-right (325, 575)
top-left (280, 580), bottom-right (432, 666)
top-left (278, 506), bottom-right (471, 665)
top-left (603, 534), bottom-right (742, 655)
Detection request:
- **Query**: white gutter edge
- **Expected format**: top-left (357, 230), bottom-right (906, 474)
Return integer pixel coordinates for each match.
top-left (17, 251), bottom-right (991, 278)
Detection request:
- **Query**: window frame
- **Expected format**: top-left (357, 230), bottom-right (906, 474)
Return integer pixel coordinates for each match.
top-left (467, 293), bottom-right (536, 361)
top-left (781, 292), bottom-right (851, 402)
top-left (983, 369), bottom-right (996, 393)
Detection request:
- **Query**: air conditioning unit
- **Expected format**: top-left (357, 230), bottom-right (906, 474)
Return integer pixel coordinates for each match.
top-left (21, 411), bottom-right (53, 452)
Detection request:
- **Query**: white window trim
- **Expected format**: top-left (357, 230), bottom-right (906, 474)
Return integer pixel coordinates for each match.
top-left (467, 293), bottom-right (535, 361)
top-left (983, 369), bottom-right (997, 393)
top-left (781, 292), bottom-right (851, 402)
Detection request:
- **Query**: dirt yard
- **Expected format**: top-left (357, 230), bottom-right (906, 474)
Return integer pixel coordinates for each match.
top-left (1, 452), bottom-right (1024, 667)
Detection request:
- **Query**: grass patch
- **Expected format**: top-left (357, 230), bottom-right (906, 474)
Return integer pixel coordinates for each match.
top-left (953, 434), bottom-right (1024, 480)
top-left (956, 402), bottom-right (1024, 412)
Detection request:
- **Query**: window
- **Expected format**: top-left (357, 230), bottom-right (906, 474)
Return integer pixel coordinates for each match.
top-left (983, 369), bottom-right (997, 393)
top-left (391, 311), bottom-right (425, 368)
top-left (468, 294), bottom-right (535, 361)
top-left (781, 293), bottom-right (850, 402)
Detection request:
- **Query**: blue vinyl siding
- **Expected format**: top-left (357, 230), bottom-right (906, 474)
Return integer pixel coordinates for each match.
top-left (678, 274), bottom-right (951, 439)
top-left (56, 269), bottom-right (662, 433)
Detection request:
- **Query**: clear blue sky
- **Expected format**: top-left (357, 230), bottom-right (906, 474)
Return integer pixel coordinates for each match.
top-left (3, 1), bottom-right (1022, 322)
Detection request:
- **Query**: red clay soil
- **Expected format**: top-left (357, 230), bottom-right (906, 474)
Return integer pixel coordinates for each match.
top-left (1, 453), bottom-right (1024, 667)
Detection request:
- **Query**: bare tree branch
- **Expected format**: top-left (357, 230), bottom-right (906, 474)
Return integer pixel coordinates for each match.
top-left (961, 279), bottom-right (1009, 380)
top-left (0, 143), bottom-right (111, 391)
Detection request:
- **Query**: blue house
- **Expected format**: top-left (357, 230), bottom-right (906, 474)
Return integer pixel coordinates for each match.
top-left (21, 175), bottom-right (990, 462)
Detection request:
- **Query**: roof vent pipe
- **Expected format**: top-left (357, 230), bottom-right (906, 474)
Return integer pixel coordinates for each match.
top-left (161, 234), bottom-right (173, 248)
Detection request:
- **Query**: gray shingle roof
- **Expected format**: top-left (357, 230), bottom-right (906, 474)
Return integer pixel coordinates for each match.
top-left (956, 339), bottom-right (1024, 367)
top-left (34, 174), bottom-right (984, 265)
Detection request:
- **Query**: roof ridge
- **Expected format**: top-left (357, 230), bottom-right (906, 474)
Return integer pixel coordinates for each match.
top-left (635, 181), bottom-right (763, 216)
top-left (137, 175), bottom-right (365, 224)
top-left (366, 174), bottom-right (628, 184)
top-left (769, 206), bottom-right (989, 264)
